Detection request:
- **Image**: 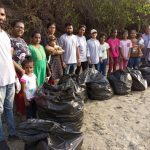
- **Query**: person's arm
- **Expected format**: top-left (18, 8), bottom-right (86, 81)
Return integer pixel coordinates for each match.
top-left (13, 60), bottom-right (25, 75)
top-left (76, 46), bottom-right (81, 66)
top-left (21, 81), bottom-right (30, 106)
top-left (87, 44), bottom-right (91, 64)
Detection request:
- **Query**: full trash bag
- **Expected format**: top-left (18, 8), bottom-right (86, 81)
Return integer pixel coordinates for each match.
top-left (78, 69), bottom-right (113, 100)
top-left (108, 70), bottom-right (132, 95)
top-left (35, 76), bottom-right (84, 131)
top-left (17, 119), bottom-right (83, 150)
top-left (128, 69), bottom-right (147, 91)
top-left (139, 65), bottom-right (150, 86)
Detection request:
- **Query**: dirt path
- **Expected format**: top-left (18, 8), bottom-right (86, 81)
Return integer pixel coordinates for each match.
top-left (8, 88), bottom-right (150, 150)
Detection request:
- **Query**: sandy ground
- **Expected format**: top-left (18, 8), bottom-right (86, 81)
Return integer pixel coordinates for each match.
top-left (6, 88), bottom-right (150, 150)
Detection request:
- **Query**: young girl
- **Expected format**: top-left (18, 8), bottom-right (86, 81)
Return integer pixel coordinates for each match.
top-left (128, 30), bottom-right (143, 69)
top-left (29, 31), bottom-right (49, 86)
top-left (99, 33), bottom-right (110, 76)
top-left (107, 29), bottom-right (120, 74)
top-left (119, 30), bottom-right (132, 70)
top-left (21, 56), bottom-right (37, 119)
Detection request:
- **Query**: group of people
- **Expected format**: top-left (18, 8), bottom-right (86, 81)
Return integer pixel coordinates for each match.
top-left (0, 5), bottom-right (150, 149)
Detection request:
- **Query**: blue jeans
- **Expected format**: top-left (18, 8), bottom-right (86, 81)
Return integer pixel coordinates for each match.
top-left (100, 59), bottom-right (108, 76)
top-left (0, 83), bottom-right (16, 141)
top-left (128, 58), bottom-right (141, 69)
top-left (64, 64), bottom-right (77, 75)
top-left (89, 63), bottom-right (100, 71)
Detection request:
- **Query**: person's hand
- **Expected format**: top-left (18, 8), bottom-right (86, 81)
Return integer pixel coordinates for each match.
top-left (25, 100), bottom-right (30, 107)
top-left (77, 60), bottom-right (81, 66)
top-left (20, 69), bottom-right (25, 76)
top-left (62, 62), bottom-right (66, 68)
top-left (100, 58), bottom-right (103, 63)
top-left (88, 59), bottom-right (92, 64)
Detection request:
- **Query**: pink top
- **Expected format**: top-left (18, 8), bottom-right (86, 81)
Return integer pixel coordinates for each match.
top-left (107, 38), bottom-right (120, 58)
top-left (119, 39), bottom-right (132, 59)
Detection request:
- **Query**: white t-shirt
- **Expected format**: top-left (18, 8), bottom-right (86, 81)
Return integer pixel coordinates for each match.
top-left (59, 34), bottom-right (79, 64)
top-left (0, 30), bottom-right (16, 86)
top-left (119, 39), bottom-right (132, 59)
top-left (148, 40), bottom-right (150, 48)
top-left (76, 35), bottom-right (87, 62)
top-left (100, 42), bottom-right (110, 60)
top-left (87, 38), bottom-right (101, 64)
top-left (21, 73), bottom-right (37, 100)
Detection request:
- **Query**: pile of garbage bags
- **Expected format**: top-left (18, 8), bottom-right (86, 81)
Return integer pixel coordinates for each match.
top-left (128, 68), bottom-right (147, 91)
top-left (139, 65), bottom-right (150, 86)
top-left (79, 69), bottom-right (113, 100)
top-left (108, 70), bottom-right (132, 95)
top-left (35, 75), bottom-right (84, 132)
top-left (17, 119), bottom-right (83, 150)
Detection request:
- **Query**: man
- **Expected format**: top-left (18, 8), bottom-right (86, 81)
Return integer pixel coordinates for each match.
top-left (59, 23), bottom-right (80, 74)
top-left (0, 5), bottom-right (17, 150)
top-left (142, 25), bottom-right (150, 64)
top-left (87, 29), bottom-right (101, 71)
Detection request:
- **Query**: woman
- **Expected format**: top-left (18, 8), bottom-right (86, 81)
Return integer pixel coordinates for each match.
top-left (75, 25), bottom-right (88, 75)
top-left (10, 20), bottom-right (30, 119)
top-left (128, 29), bottom-right (144, 69)
top-left (29, 31), bottom-right (47, 86)
top-left (42, 22), bottom-right (63, 84)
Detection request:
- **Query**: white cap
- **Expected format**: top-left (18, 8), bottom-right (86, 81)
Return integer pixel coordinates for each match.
top-left (91, 29), bottom-right (97, 34)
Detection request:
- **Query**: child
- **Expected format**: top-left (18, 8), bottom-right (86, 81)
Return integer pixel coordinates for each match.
top-left (99, 33), bottom-right (110, 76)
top-left (119, 30), bottom-right (132, 70)
top-left (87, 29), bottom-right (101, 71)
top-left (107, 29), bottom-right (120, 74)
top-left (21, 56), bottom-right (37, 119)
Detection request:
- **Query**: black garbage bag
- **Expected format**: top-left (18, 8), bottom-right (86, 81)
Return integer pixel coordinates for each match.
top-left (17, 119), bottom-right (83, 150)
top-left (35, 77), bottom-right (84, 131)
top-left (108, 70), bottom-right (132, 95)
top-left (139, 65), bottom-right (150, 86)
top-left (128, 69), bottom-right (147, 91)
top-left (78, 69), bottom-right (113, 100)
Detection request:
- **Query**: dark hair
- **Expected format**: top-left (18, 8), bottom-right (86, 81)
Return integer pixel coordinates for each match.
top-left (22, 56), bottom-right (33, 68)
top-left (122, 30), bottom-right (128, 34)
top-left (79, 25), bottom-right (86, 30)
top-left (30, 30), bottom-right (41, 38)
top-left (11, 20), bottom-right (24, 28)
top-left (0, 4), bottom-right (5, 9)
top-left (111, 29), bottom-right (117, 33)
top-left (137, 33), bottom-right (142, 38)
top-left (47, 22), bottom-right (56, 29)
top-left (65, 22), bottom-right (73, 28)
top-left (99, 32), bottom-right (107, 38)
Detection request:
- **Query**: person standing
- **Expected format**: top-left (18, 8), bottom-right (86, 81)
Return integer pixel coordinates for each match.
top-left (43, 22), bottom-right (63, 84)
top-left (59, 23), bottom-right (80, 74)
top-left (107, 29), bottom-right (120, 74)
top-left (99, 33), bottom-right (110, 76)
top-left (10, 20), bottom-right (30, 119)
top-left (128, 29), bottom-right (143, 69)
top-left (29, 31), bottom-right (47, 86)
top-left (119, 30), bottom-right (132, 70)
top-left (75, 25), bottom-right (88, 75)
top-left (142, 25), bottom-right (150, 64)
top-left (0, 6), bottom-right (17, 149)
top-left (87, 29), bottom-right (101, 71)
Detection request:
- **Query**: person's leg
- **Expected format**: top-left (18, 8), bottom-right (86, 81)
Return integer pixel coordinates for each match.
top-left (123, 59), bottom-right (128, 70)
top-left (75, 65), bottom-right (81, 75)
top-left (119, 58), bottom-right (123, 70)
top-left (94, 63), bottom-right (100, 71)
top-left (69, 64), bottom-right (76, 74)
top-left (0, 86), bottom-right (6, 141)
top-left (81, 61), bottom-right (88, 71)
top-left (134, 57), bottom-right (141, 69)
top-left (108, 57), bottom-right (113, 74)
top-left (4, 83), bottom-right (16, 136)
top-left (113, 57), bottom-right (118, 72)
top-left (31, 100), bottom-right (37, 118)
top-left (102, 59), bottom-right (108, 76)
top-left (89, 64), bottom-right (93, 69)
top-left (64, 64), bottom-right (70, 75)
top-left (128, 58), bottom-right (134, 68)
